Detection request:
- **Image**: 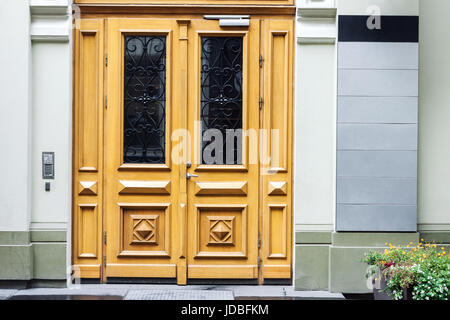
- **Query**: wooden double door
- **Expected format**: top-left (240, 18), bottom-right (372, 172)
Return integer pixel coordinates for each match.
top-left (73, 15), bottom-right (293, 284)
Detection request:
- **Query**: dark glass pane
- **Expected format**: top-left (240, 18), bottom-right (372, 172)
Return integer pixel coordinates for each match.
top-left (123, 36), bottom-right (166, 164)
top-left (201, 37), bottom-right (243, 165)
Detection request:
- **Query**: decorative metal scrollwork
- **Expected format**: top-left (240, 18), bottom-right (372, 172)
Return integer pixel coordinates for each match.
top-left (123, 36), bottom-right (166, 164)
top-left (200, 37), bottom-right (243, 165)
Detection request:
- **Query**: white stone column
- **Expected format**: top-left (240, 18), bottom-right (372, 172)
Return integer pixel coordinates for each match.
top-left (294, 0), bottom-right (337, 234)
top-left (293, 0), bottom-right (337, 290)
top-left (29, 0), bottom-right (72, 282)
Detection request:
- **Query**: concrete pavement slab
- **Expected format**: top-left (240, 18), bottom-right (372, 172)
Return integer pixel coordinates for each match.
top-left (125, 289), bottom-right (234, 300)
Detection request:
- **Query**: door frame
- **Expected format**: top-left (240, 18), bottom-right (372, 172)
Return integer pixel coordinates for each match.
top-left (72, 7), bottom-right (295, 285)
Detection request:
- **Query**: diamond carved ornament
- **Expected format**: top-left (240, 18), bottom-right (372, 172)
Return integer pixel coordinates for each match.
top-left (131, 216), bottom-right (158, 244)
top-left (208, 217), bottom-right (234, 245)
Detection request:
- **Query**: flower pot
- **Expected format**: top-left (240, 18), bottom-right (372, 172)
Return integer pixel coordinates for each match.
top-left (373, 274), bottom-right (392, 300)
top-left (373, 272), bottom-right (413, 300)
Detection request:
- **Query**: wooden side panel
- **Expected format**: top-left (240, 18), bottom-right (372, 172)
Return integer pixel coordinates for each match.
top-left (78, 31), bottom-right (100, 171)
top-left (262, 19), bottom-right (293, 280)
top-left (269, 33), bottom-right (289, 171)
top-left (267, 204), bottom-right (287, 258)
top-left (73, 19), bottom-right (104, 278)
top-left (77, 204), bottom-right (98, 258)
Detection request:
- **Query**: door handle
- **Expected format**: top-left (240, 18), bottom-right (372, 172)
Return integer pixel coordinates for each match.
top-left (186, 173), bottom-right (199, 180)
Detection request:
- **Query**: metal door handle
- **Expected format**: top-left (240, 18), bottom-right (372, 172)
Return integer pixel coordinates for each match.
top-left (186, 173), bottom-right (199, 180)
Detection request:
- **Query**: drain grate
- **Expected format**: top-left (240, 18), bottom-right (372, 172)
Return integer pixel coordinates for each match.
top-left (125, 289), bottom-right (234, 300)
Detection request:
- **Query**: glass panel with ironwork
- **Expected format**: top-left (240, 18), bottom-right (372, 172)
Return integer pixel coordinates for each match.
top-left (201, 37), bottom-right (243, 165)
top-left (123, 36), bottom-right (166, 164)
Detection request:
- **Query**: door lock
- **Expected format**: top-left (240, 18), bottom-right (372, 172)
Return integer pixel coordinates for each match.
top-left (186, 173), bottom-right (199, 180)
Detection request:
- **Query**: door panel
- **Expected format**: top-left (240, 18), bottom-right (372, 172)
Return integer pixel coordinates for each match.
top-left (185, 19), bottom-right (260, 279)
top-left (105, 19), bottom-right (179, 279)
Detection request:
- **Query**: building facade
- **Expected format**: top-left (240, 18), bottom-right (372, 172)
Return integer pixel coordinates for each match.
top-left (0, 0), bottom-right (449, 293)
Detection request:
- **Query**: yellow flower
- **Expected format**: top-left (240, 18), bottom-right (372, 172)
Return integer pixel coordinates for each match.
top-left (443, 252), bottom-right (447, 255)
top-left (442, 247), bottom-right (445, 250)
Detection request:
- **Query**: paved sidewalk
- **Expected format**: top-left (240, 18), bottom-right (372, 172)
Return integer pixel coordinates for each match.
top-left (0, 285), bottom-right (345, 300)
top-left (0, 290), bottom-right (17, 300)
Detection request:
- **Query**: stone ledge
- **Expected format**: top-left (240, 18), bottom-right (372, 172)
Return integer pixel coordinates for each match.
top-left (420, 231), bottom-right (450, 244)
top-left (296, 231), bottom-right (332, 244)
top-left (0, 232), bottom-right (30, 245)
top-left (332, 232), bottom-right (420, 247)
top-left (30, 230), bottom-right (66, 242)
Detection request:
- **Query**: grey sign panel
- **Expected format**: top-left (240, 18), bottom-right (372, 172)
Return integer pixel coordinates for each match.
top-left (337, 124), bottom-right (418, 151)
top-left (338, 69), bottom-right (418, 97)
top-left (336, 204), bottom-right (417, 232)
top-left (338, 42), bottom-right (418, 70)
top-left (337, 177), bottom-right (417, 205)
top-left (337, 150), bottom-right (417, 178)
top-left (338, 96), bottom-right (418, 124)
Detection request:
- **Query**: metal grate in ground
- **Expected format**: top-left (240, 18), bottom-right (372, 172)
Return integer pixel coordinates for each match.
top-left (125, 289), bottom-right (234, 300)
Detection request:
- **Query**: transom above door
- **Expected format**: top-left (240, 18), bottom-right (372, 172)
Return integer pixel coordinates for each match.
top-left (73, 15), bottom-right (293, 285)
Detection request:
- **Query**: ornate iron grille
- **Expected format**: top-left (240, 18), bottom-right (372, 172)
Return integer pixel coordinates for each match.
top-left (201, 37), bottom-right (243, 165)
top-left (123, 36), bottom-right (166, 164)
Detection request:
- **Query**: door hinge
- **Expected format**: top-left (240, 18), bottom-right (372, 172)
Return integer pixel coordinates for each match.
top-left (259, 54), bottom-right (264, 68)
top-left (105, 53), bottom-right (108, 67)
top-left (258, 257), bottom-right (262, 268)
top-left (258, 236), bottom-right (261, 249)
top-left (104, 230), bottom-right (107, 245)
top-left (103, 255), bottom-right (107, 267)
top-left (104, 95), bottom-right (107, 108)
top-left (259, 97), bottom-right (264, 110)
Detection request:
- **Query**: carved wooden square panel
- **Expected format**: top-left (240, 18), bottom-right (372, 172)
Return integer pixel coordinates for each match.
top-left (131, 215), bottom-right (158, 244)
top-left (208, 216), bottom-right (234, 245)
top-left (119, 203), bottom-right (170, 257)
top-left (194, 205), bottom-right (247, 258)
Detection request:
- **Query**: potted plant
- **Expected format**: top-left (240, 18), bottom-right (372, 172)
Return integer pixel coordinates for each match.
top-left (363, 240), bottom-right (449, 300)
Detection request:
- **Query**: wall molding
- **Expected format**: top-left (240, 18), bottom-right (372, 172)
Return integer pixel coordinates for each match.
top-left (30, 0), bottom-right (71, 42)
top-left (297, 0), bottom-right (337, 44)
